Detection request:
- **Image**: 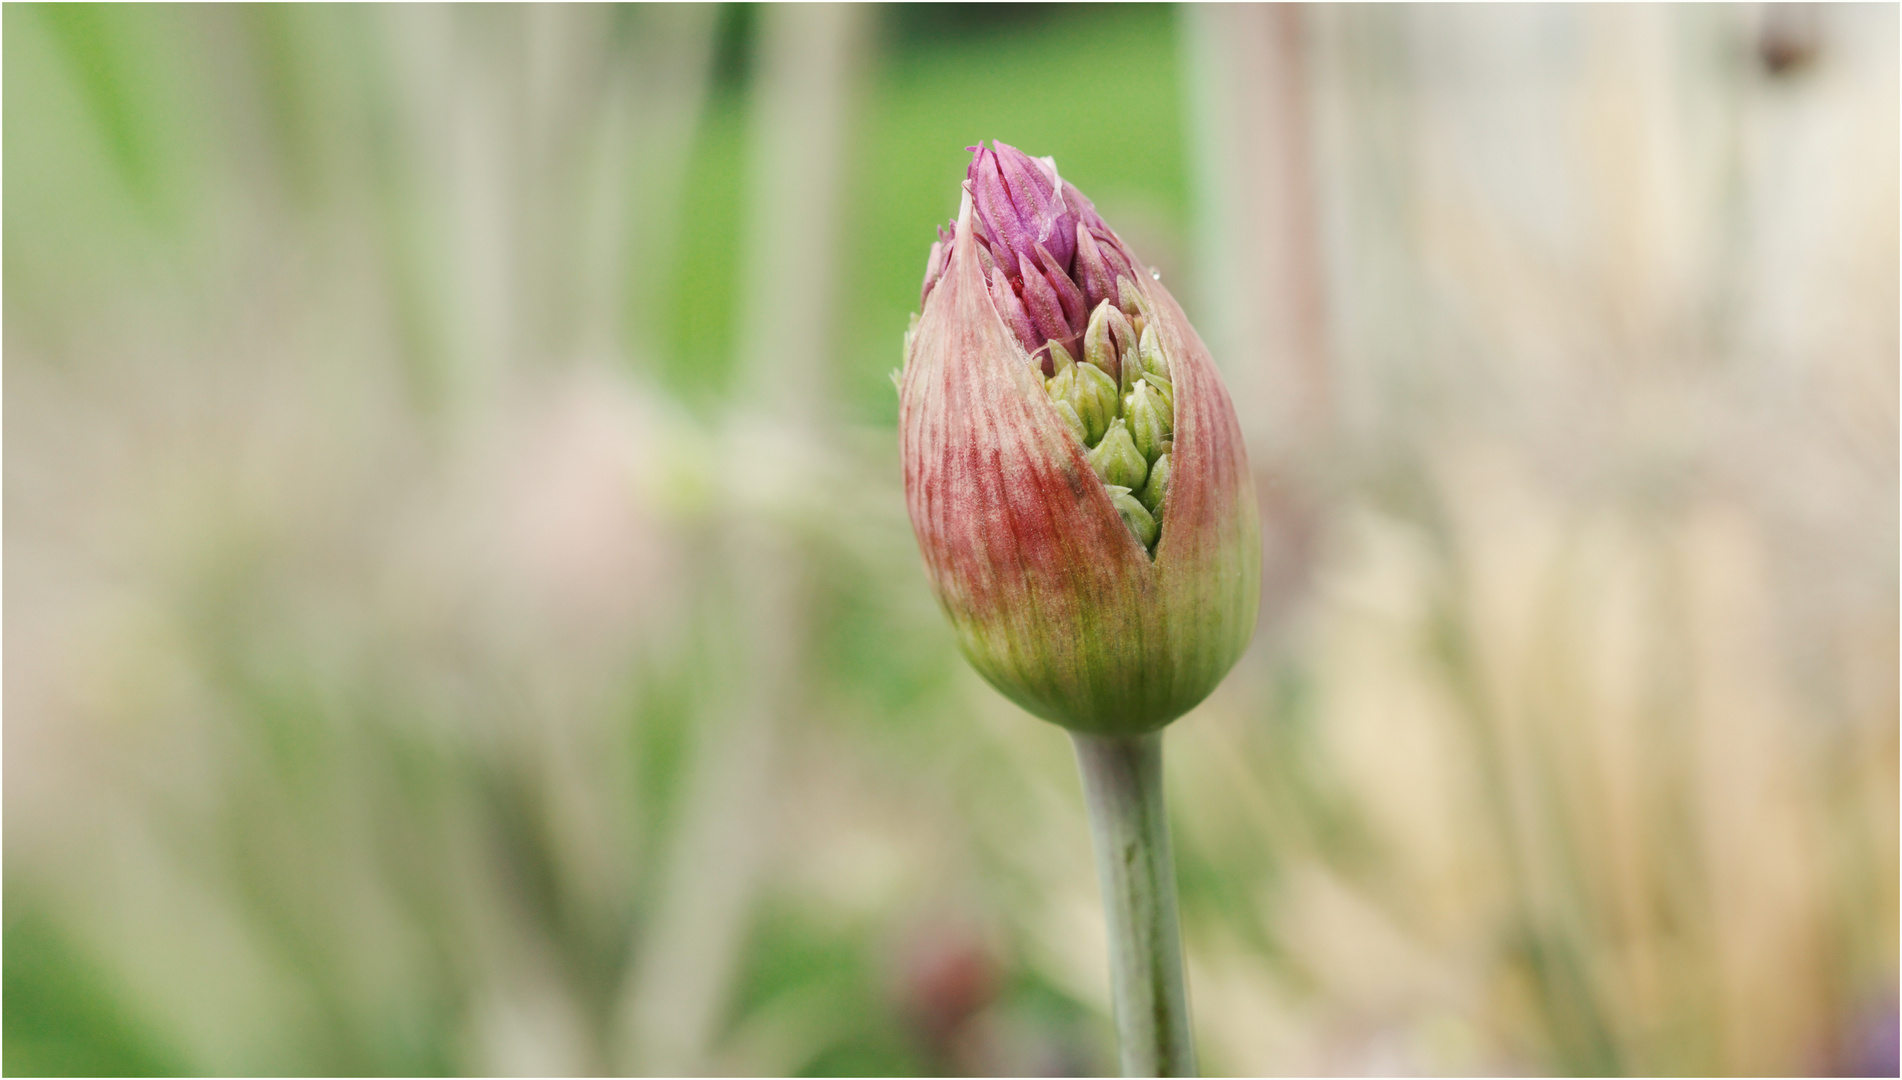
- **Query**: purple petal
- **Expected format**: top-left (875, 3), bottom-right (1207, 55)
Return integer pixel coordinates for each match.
top-left (1034, 242), bottom-right (1087, 336)
top-left (969, 147), bottom-right (1036, 270)
top-left (1089, 224), bottom-right (1139, 285)
top-left (968, 142), bottom-right (1081, 283)
top-left (1073, 224), bottom-right (1117, 315)
top-left (992, 141), bottom-right (1077, 270)
top-left (989, 265), bottom-right (1040, 355)
top-left (1016, 252), bottom-right (1072, 355)
top-left (989, 142), bottom-right (1054, 234)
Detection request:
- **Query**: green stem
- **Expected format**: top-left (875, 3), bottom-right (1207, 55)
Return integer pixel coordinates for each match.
top-left (1071, 731), bottom-right (1196, 1077)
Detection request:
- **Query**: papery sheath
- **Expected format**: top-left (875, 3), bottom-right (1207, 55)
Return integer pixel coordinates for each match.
top-left (899, 174), bottom-right (1260, 734)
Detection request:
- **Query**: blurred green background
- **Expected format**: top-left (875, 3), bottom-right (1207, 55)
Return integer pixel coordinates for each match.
top-left (5, 4), bottom-right (1896, 1076)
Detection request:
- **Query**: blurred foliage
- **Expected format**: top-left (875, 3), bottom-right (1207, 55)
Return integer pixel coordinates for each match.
top-left (661, 3), bottom-right (1185, 418)
top-left (4, 909), bottom-right (185, 1077)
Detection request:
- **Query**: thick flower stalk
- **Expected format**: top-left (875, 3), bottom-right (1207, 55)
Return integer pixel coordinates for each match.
top-left (900, 142), bottom-right (1260, 737)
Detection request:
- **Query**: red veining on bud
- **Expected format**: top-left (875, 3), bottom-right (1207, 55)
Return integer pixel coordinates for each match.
top-left (900, 148), bottom-right (1261, 735)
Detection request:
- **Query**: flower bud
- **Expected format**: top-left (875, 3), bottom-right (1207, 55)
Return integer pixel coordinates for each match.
top-left (1083, 300), bottom-right (1137, 390)
top-left (1138, 452), bottom-right (1172, 516)
top-left (1066, 360), bottom-right (1120, 447)
top-left (955, 142), bottom-right (1097, 360)
top-left (1051, 398), bottom-right (1089, 445)
top-left (1018, 252), bottom-right (1075, 357)
top-left (1072, 223), bottom-right (1117, 315)
top-left (900, 142), bottom-right (1260, 735)
top-left (1141, 371), bottom-right (1174, 413)
top-left (1045, 361), bottom-right (1075, 403)
top-left (1034, 244), bottom-right (1087, 336)
top-left (1106, 486), bottom-right (1159, 549)
top-left (1138, 324), bottom-right (1170, 380)
top-left (1125, 380), bottom-right (1172, 464)
top-left (1116, 274), bottom-right (1150, 321)
top-left (1046, 338), bottom-right (1076, 377)
top-left (969, 141), bottom-right (1079, 271)
top-left (1087, 418), bottom-right (1149, 492)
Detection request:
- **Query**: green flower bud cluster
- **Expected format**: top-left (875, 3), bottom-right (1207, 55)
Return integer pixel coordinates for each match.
top-left (1042, 287), bottom-right (1176, 554)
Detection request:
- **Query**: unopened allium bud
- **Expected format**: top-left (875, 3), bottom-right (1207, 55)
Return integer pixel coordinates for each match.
top-left (900, 141), bottom-right (1260, 734)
